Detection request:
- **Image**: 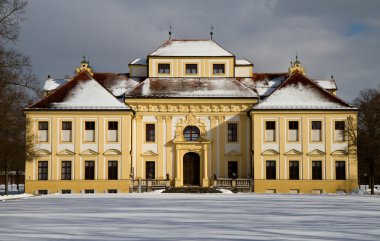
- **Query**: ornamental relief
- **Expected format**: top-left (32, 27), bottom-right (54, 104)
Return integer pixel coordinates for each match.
top-left (128, 104), bottom-right (252, 112)
top-left (175, 112), bottom-right (207, 138)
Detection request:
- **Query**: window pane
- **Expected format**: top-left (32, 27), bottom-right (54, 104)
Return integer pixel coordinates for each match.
top-left (146, 124), bottom-right (155, 142)
top-left (289, 121), bottom-right (298, 130)
top-left (183, 126), bottom-right (200, 141)
top-left (336, 161), bottom-right (346, 180)
top-left (38, 161), bottom-right (48, 180)
top-left (228, 123), bottom-right (238, 142)
top-left (228, 161), bottom-right (238, 178)
top-left (158, 64), bottom-right (170, 74)
top-left (38, 121), bottom-right (48, 130)
top-left (312, 161), bottom-right (322, 180)
top-left (61, 161), bottom-right (71, 180)
top-left (62, 121), bottom-right (72, 130)
top-left (312, 121), bottom-right (321, 130)
top-left (85, 121), bottom-right (95, 130)
top-left (85, 161), bottom-right (95, 180)
top-left (108, 161), bottom-right (118, 180)
top-left (289, 161), bottom-right (299, 180)
top-left (266, 161), bottom-right (276, 179)
top-left (213, 64), bottom-right (225, 74)
top-left (108, 121), bottom-right (118, 130)
top-left (146, 161), bottom-right (155, 179)
top-left (335, 121), bottom-right (345, 130)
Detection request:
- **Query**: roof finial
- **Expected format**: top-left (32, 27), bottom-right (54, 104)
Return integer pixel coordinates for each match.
top-left (295, 52), bottom-right (298, 62)
top-left (169, 23), bottom-right (172, 39)
top-left (210, 24), bottom-right (213, 40)
top-left (290, 57), bottom-right (293, 66)
top-left (331, 75), bottom-right (334, 80)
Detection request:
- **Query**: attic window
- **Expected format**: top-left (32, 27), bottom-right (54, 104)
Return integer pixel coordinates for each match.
top-left (158, 64), bottom-right (170, 74)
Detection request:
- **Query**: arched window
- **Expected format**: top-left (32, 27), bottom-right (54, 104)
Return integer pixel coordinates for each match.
top-left (183, 126), bottom-right (200, 141)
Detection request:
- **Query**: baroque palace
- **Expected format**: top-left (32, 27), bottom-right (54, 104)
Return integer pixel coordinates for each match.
top-left (24, 37), bottom-right (358, 194)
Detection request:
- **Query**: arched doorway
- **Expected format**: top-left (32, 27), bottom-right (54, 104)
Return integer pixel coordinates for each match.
top-left (183, 152), bottom-right (200, 186)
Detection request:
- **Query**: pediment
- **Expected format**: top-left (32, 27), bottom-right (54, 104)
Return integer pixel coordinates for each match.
top-left (103, 149), bottom-right (121, 155)
top-left (284, 149), bottom-right (303, 155)
top-left (307, 149), bottom-right (326, 156)
top-left (141, 150), bottom-right (158, 156)
top-left (36, 149), bottom-right (51, 156)
top-left (57, 149), bottom-right (75, 155)
top-left (331, 150), bottom-right (348, 156)
top-left (80, 149), bottom-right (99, 155)
top-left (225, 150), bottom-right (241, 156)
top-left (261, 149), bottom-right (279, 155)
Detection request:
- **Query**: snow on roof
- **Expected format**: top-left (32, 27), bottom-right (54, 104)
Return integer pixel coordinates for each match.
top-left (149, 39), bottom-right (234, 57)
top-left (50, 77), bottom-right (127, 109)
top-left (130, 58), bottom-right (147, 65)
top-left (237, 73), bottom-right (289, 97)
top-left (126, 78), bottom-right (258, 98)
top-left (43, 78), bottom-right (68, 91)
top-left (235, 59), bottom-right (253, 66)
top-left (253, 73), bottom-right (354, 110)
top-left (313, 79), bottom-right (337, 90)
top-left (93, 73), bottom-right (142, 97)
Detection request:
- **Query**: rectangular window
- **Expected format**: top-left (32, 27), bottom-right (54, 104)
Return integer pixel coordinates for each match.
top-left (227, 123), bottom-right (238, 142)
top-left (311, 121), bottom-right (322, 142)
top-left (265, 121), bottom-right (276, 142)
top-left (61, 161), bottom-right (72, 180)
top-left (61, 190), bottom-right (71, 194)
top-left (108, 161), bottom-right (118, 180)
top-left (228, 161), bottom-right (238, 179)
top-left (185, 64), bottom-right (197, 74)
top-left (108, 121), bottom-right (118, 142)
top-left (312, 161), bottom-right (322, 180)
top-left (266, 161), bottom-right (276, 180)
top-left (85, 121), bottom-right (95, 142)
top-left (146, 161), bottom-right (155, 179)
top-left (335, 121), bottom-right (345, 141)
top-left (108, 189), bottom-right (117, 194)
top-left (288, 121), bottom-right (299, 141)
top-left (61, 121), bottom-right (72, 142)
top-left (336, 161), bottom-right (346, 180)
top-left (85, 189), bottom-right (94, 194)
top-left (289, 161), bottom-right (299, 180)
top-left (158, 63), bottom-right (170, 74)
top-left (85, 161), bottom-right (95, 180)
top-left (38, 161), bottom-right (48, 180)
top-left (38, 121), bottom-right (48, 142)
top-left (213, 64), bottom-right (225, 74)
top-left (146, 124), bottom-right (155, 142)
top-left (38, 190), bottom-right (48, 195)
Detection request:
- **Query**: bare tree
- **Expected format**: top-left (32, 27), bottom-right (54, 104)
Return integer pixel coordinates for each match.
top-left (0, 0), bottom-right (39, 195)
top-left (347, 88), bottom-right (380, 195)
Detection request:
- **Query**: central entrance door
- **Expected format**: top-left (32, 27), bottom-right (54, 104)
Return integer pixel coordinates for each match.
top-left (183, 152), bottom-right (200, 186)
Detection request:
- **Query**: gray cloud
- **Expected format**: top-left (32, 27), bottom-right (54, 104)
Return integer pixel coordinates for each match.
top-left (17, 0), bottom-right (380, 102)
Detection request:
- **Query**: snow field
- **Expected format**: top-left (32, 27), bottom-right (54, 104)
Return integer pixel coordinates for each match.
top-left (0, 193), bottom-right (380, 240)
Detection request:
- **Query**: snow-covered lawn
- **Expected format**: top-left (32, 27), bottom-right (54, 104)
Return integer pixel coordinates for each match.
top-left (1, 193), bottom-right (380, 240)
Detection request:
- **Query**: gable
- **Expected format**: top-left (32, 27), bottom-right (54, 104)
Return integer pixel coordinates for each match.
top-left (253, 73), bottom-right (356, 110)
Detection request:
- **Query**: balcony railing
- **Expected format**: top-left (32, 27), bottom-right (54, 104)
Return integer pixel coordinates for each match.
top-left (214, 178), bottom-right (252, 190)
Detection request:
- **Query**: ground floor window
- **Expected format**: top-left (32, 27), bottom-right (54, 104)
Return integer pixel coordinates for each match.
top-left (84, 189), bottom-right (94, 194)
top-left (289, 161), bottom-right (299, 180)
top-left (38, 161), bottom-right (48, 180)
top-left (108, 189), bottom-right (117, 194)
top-left (266, 160), bottom-right (276, 179)
top-left (61, 190), bottom-right (71, 194)
top-left (108, 161), bottom-right (118, 180)
top-left (312, 161), bottom-right (322, 180)
top-left (228, 161), bottom-right (238, 178)
top-left (61, 161), bottom-right (71, 180)
top-left (336, 161), bottom-right (346, 180)
top-left (146, 161), bottom-right (155, 179)
top-left (85, 161), bottom-right (95, 180)
top-left (38, 190), bottom-right (48, 195)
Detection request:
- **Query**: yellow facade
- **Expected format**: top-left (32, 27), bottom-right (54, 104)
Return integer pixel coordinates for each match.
top-left (25, 38), bottom-right (358, 194)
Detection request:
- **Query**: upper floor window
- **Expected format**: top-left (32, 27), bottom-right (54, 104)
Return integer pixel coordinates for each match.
top-left (228, 123), bottom-right (238, 142)
top-left (85, 121), bottom-right (95, 142)
top-left (108, 121), bottom-right (118, 142)
top-left (185, 64), bottom-right (197, 74)
top-left (146, 124), bottom-right (155, 142)
top-left (334, 121), bottom-right (345, 142)
top-left (265, 121), bottom-right (276, 142)
top-left (288, 121), bottom-right (299, 141)
top-left (38, 161), bottom-right (48, 180)
top-left (61, 121), bottom-right (72, 142)
top-left (158, 63), bottom-right (170, 74)
top-left (38, 121), bottom-right (48, 142)
top-left (213, 64), bottom-right (225, 74)
top-left (311, 121), bottom-right (322, 142)
top-left (336, 161), bottom-right (346, 180)
top-left (183, 126), bottom-right (200, 141)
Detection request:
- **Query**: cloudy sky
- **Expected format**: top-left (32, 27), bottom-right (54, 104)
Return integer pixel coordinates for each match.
top-left (16, 0), bottom-right (380, 102)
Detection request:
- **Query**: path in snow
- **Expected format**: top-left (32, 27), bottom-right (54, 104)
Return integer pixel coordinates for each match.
top-left (0, 194), bottom-right (379, 240)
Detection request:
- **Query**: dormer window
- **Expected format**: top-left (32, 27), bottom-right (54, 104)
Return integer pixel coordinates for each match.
top-left (186, 64), bottom-right (197, 74)
top-left (213, 64), bottom-right (225, 74)
top-left (158, 64), bottom-right (170, 74)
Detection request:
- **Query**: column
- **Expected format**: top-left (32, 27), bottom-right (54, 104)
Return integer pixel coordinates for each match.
top-left (175, 148), bottom-right (181, 187)
top-left (157, 116), bottom-right (164, 179)
top-left (202, 145), bottom-right (209, 187)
